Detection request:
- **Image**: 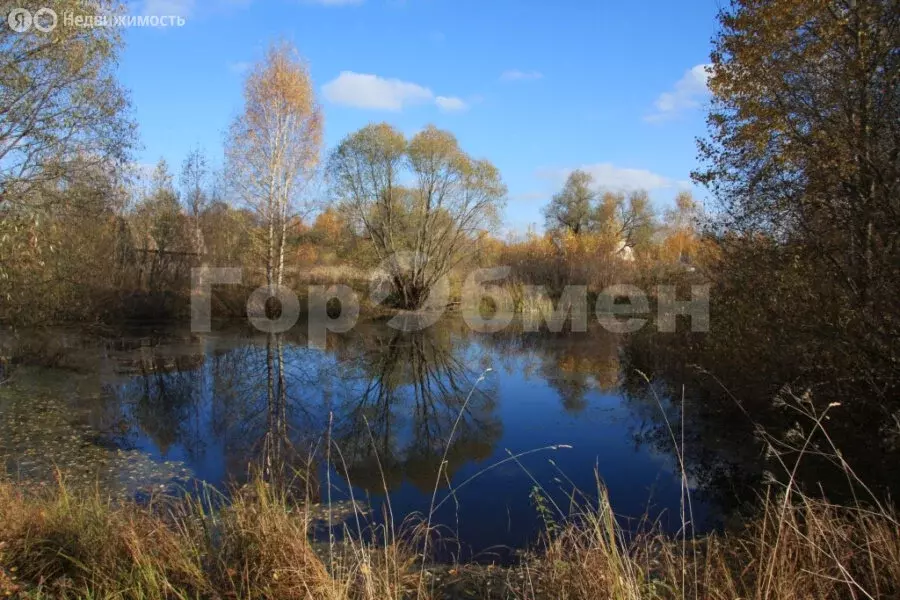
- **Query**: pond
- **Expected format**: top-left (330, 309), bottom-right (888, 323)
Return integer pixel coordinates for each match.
top-left (0, 318), bottom-right (723, 557)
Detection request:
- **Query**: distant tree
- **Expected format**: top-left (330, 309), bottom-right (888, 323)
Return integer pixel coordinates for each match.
top-left (313, 208), bottom-right (345, 241)
top-left (201, 202), bottom-right (254, 267)
top-left (662, 190), bottom-right (700, 262)
top-left (544, 169), bottom-right (596, 235)
top-left (133, 159), bottom-right (186, 290)
top-left (594, 190), bottom-right (657, 254)
top-left (622, 190), bottom-right (656, 251)
top-left (149, 159), bottom-right (175, 199)
top-left (666, 190), bottom-right (699, 231)
top-left (147, 160), bottom-right (182, 254)
top-left (328, 123), bottom-right (506, 309)
top-left (180, 147), bottom-right (209, 255)
top-left (226, 42), bottom-right (323, 287)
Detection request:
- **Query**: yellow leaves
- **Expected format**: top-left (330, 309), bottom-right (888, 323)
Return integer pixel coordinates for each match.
top-left (232, 41), bottom-right (323, 179)
top-left (556, 230), bottom-right (618, 258)
top-left (658, 230), bottom-right (699, 264)
top-left (408, 125), bottom-right (460, 166)
top-left (313, 208), bottom-right (344, 241)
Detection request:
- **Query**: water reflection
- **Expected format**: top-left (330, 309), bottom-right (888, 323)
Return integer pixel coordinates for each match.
top-left (327, 323), bottom-right (501, 493)
top-left (481, 329), bottom-right (621, 414)
top-left (0, 320), bottom-right (701, 551)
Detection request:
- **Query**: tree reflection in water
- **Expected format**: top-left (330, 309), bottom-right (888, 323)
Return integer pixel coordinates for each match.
top-left (479, 324), bottom-right (621, 414)
top-left (112, 322), bottom-right (504, 500)
top-left (114, 330), bottom-right (321, 497)
top-left (6, 319), bottom-right (759, 550)
top-left (325, 322), bottom-right (502, 494)
top-left (618, 325), bottom-right (900, 520)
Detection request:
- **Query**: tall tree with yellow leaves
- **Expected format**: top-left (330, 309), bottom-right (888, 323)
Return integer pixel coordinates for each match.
top-left (661, 190), bottom-right (700, 263)
top-left (226, 42), bottom-right (323, 288)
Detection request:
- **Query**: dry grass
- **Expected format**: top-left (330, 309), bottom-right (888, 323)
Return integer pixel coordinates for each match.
top-left (511, 486), bottom-right (900, 600)
top-left (2, 471), bottom-right (897, 600)
top-left (509, 389), bottom-right (900, 600)
top-left (0, 476), bottom-right (207, 599)
top-left (0, 474), bottom-right (419, 600)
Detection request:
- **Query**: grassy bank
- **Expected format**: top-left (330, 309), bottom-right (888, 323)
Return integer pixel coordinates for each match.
top-left (0, 472), bottom-right (897, 600)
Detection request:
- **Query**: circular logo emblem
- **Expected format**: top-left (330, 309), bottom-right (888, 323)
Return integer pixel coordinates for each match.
top-left (33, 7), bottom-right (57, 32)
top-left (7, 7), bottom-right (32, 32)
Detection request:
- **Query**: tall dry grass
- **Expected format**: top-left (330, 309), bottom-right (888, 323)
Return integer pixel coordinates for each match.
top-left (3, 471), bottom-right (895, 599)
top-left (512, 482), bottom-right (900, 600)
top-left (0, 474), bottom-right (419, 600)
top-left (510, 388), bottom-right (900, 600)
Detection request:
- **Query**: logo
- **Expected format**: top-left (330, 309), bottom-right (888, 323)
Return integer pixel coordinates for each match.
top-left (33, 7), bottom-right (57, 32)
top-left (7, 7), bottom-right (32, 32)
top-left (6, 7), bottom-right (58, 32)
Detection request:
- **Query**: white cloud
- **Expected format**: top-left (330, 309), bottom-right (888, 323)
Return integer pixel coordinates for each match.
top-left (323, 72), bottom-right (469, 113)
top-left (500, 69), bottom-right (543, 82)
top-left (435, 96), bottom-right (468, 112)
top-left (645, 64), bottom-right (712, 123)
top-left (323, 72), bottom-right (432, 111)
top-left (539, 164), bottom-right (674, 192)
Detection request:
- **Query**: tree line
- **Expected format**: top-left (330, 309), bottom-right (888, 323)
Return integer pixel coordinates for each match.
top-left (0, 11), bottom-right (697, 325)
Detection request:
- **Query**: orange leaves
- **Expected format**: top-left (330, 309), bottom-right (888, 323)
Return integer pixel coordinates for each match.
top-left (497, 229), bottom-right (628, 292)
top-left (312, 208), bottom-right (344, 241)
top-left (658, 230), bottom-right (698, 264)
top-left (241, 43), bottom-right (323, 166)
top-left (557, 230), bottom-right (619, 258)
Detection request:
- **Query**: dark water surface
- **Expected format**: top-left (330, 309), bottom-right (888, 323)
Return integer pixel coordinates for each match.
top-left (0, 318), bottom-right (719, 556)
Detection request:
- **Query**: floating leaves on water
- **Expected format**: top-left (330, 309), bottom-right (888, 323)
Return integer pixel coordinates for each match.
top-left (0, 385), bottom-right (193, 501)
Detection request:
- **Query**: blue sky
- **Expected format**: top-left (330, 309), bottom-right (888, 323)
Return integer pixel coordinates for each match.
top-left (119, 0), bottom-right (720, 233)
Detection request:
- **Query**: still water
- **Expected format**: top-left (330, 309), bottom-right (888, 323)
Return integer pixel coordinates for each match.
top-left (0, 318), bottom-right (714, 555)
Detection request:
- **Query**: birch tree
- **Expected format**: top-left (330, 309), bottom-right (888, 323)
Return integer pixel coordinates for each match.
top-left (180, 147), bottom-right (209, 256)
top-left (225, 43), bottom-right (323, 288)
